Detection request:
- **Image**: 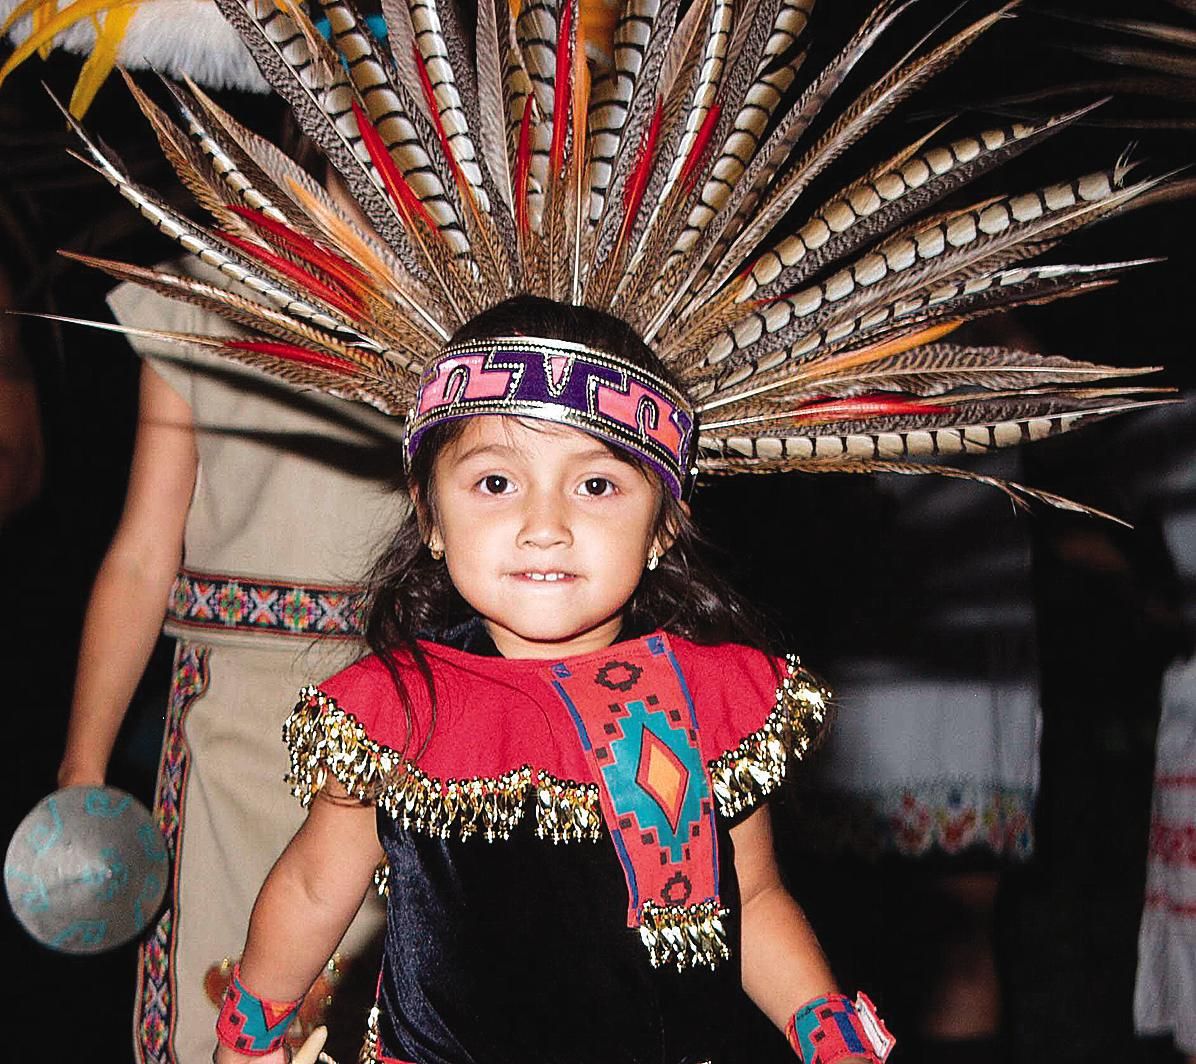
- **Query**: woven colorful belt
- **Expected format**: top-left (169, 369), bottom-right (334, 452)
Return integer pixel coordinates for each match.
top-left (167, 568), bottom-right (365, 639)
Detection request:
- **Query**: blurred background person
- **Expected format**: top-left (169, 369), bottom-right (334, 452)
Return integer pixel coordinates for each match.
top-left (1, 4), bottom-right (403, 1061)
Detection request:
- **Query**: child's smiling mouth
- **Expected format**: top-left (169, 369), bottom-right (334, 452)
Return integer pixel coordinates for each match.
top-left (514, 570), bottom-right (577, 583)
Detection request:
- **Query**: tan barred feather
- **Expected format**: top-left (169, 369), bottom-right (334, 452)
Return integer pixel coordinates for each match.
top-left (688, 259), bottom-right (1156, 409)
top-left (585, 0), bottom-right (664, 224)
top-left (687, 6), bottom-right (1013, 316)
top-left (639, 0), bottom-right (911, 339)
top-left (60, 107), bottom-right (381, 342)
top-left (686, 166), bottom-right (1161, 394)
top-left (475, 0), bottom-right (517, 211)
top-left (166, 79), bottom-right (310, 231)
top-left (30, 312), bottom-right (411, 414)
top-left (119, 73), bottom-right (249, 234)
top-left (729, 105), bottom-right (1106, 312)
top-left (212, 0), bottom-right (425, 269)
top-left (318, 0), bottom-right (474, 262)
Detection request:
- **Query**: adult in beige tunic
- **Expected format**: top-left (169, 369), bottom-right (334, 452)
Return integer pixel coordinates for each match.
top-left (58, 274), bottom-right (403, 1064)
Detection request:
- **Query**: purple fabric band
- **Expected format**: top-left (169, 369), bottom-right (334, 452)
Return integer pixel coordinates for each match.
top-left (404, 337), bottom-right (696, 498)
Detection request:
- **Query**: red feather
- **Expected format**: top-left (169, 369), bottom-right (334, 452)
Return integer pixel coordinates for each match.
top-left (229, 206), bottom-right (369, 296)
top-left (620, 101), bottom-right (663, 244)
top-left (550, 0), bottom-right (575, 176)
top-left (352, 102), bottom-right (440, 234)
top-left (224, 339), bottom-right (359, 375)
top-left (412, 44), bottom-right (472, 199)
top-left (790, 394), bottom-right (944, 424)
top-left (220, 231), bottom-right (363, 318)
top-left (678, 103), bottom-right (721, 193)
top-left (515, 93), bottom-right (535, 234)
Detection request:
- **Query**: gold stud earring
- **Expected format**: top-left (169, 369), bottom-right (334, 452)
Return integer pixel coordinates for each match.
top-left (429, 543), bottom-right (444, 561)
top-left (646, 548), bottom-right (659, 572)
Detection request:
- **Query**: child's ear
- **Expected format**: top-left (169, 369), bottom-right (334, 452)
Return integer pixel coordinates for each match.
top-left (653, 499), bottom-right (689, 556)
top-left (410, 485), bottom-right (441, 550)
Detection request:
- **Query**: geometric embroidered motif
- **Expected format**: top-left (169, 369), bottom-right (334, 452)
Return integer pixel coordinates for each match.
top-left (168, 569), bottom-right (364, 640)
top-left (635, 727), bottom-right (690, 834)
top-left (793, 779), bottom-right (1035, 860)
top-left (135, 642), bottom-right (209, 1064)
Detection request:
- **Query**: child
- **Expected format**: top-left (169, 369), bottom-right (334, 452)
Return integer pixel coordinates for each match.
top-left (212, 296), bottom-right (893, 1064)
top-left (53, 1), bottom-right (1166, 1060)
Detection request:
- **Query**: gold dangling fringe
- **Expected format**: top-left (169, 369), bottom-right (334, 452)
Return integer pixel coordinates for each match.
top-left (379, 763), bottom-right (533, 841)
top-left (372, 860), bottom-right (389, 897)
top-left (285, 687), bottom-right (399, 805)
top-left (285, 688), bottom-right (602, 843)
top-left (534, 776), bottom-right (603, 842)
top-left (707, 655), bottom-right (833, 818)
top-left (637, 899), bottom-right (730, 971)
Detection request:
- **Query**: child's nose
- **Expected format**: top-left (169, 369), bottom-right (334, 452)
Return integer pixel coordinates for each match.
top-left (518, 493), bottom-right (572, 548)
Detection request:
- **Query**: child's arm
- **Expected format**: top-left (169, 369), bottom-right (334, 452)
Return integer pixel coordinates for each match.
top-left (733, 805), bottom-right (838, 1023)
top-left (732, 806), bottom-right (879, 1063)
top-left (214, 778), bottom-right (384, 1064)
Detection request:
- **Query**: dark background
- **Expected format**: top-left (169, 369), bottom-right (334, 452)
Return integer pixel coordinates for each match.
top-left (2, 1), bottom-right (1194, 1060)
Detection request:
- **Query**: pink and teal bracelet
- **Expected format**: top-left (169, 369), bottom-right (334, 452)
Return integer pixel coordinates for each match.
top-left (215, 964), bottom-right (303, 1057)
top-left (785, 992), bottom-right (895, 1064)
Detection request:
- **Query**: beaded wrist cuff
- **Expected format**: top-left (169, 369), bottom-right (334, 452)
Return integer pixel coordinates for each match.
top-left (215, 964), bottom-right (302, 1056)
top-left (785, 992), bottom-right (895, 1064)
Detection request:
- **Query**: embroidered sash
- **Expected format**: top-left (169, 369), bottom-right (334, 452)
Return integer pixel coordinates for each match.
top-left (167, 568), bottom-right (365, 639)
top-left (547, 634), bottom-right (728, 969)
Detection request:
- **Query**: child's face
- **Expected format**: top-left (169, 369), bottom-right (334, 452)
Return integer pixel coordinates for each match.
top-left (426, 416), bottom-right (666, 659)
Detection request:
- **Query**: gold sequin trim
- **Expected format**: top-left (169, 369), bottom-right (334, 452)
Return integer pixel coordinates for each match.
top-left (285, 687), bottom-right (602, 843)
top-left (638, 899), bottom-right (731, 971)
top-left (707, 655), bottom-right (833, 819)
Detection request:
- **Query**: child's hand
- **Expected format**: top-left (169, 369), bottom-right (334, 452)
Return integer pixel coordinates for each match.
top-left (213, 1026), bottom-right (329, 1064)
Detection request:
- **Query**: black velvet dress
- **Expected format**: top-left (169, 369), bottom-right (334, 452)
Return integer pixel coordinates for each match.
top-left (375, 803), bottom-right (744, 1063)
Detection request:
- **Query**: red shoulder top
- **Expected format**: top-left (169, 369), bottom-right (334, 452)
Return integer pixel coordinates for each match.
top-left (284, 631), bottom-right (830, 973)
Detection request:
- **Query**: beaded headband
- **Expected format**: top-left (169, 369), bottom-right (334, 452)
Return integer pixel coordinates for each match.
top-left (405, 337), bottom-right (696, 499)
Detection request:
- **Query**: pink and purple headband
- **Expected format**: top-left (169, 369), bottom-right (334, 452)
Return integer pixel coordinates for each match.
top-left (404, 337), bottom-right (696, 498)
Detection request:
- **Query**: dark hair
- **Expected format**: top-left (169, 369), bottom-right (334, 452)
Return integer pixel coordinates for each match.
top-left (363, 295), bottom-right (772, 757)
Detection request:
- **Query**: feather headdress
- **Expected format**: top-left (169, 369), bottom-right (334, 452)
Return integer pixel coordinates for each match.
top-left (45, 0), bottom-right (1169, 508)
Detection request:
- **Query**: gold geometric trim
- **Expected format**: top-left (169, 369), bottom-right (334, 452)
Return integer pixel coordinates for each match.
top-left (286, 656), bottom-right (831, 844)
top-left (707, 655), bottom-right (833, 819)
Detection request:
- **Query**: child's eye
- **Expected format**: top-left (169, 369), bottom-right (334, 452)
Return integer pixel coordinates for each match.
top-left (579, 477), bottom-right (615, 497)
top-left (479, 474), bottom-right (512, 495)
